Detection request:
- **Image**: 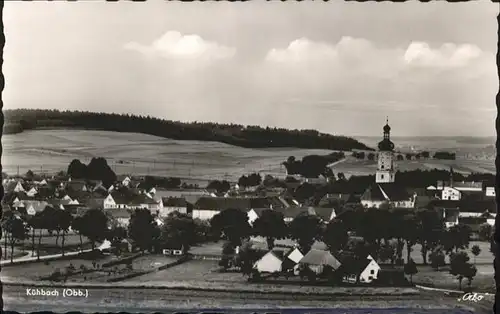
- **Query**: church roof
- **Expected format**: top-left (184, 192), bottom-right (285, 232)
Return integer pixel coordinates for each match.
top-left (361, 183), bottom-right (412, 202)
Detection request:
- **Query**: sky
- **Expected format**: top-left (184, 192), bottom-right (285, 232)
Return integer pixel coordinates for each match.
top-left (3, 1), bottom-right (498, 137)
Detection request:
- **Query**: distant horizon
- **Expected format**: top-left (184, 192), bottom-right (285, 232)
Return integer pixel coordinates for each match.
top-left (3, 107), bottom-right (496, 139)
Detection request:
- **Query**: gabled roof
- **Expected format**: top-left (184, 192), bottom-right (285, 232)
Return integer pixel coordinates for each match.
top-left (309, 207), bottom-right (336, 222)
top-left (361, 183), bottom-right (412, 202)
top-left (299, 249), bottom-right (341, 269)
top-left (336, 257), bottom-right (373, 276)
top-left (162, 197), bottom-right (188, 207)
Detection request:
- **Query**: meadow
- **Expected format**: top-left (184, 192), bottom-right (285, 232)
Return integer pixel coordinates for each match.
top-left (2, 130), bottom-right (495, 183)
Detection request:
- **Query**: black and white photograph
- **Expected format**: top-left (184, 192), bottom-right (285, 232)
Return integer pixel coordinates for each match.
top-left (1, 1), bottom-right (498, 313)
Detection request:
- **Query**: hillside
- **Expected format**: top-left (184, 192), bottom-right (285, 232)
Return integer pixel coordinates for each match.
top-left (2, 109), bottom-right (373, 151)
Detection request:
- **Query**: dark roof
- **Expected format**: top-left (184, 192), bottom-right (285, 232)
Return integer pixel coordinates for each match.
top-left (162, 197), bottom-right (188, 207)
top-left (299, 249), bottom-right (341, 269)
top-left (194, 197), bottom-right (275, 211)
top-left (274, 206), bottom-right (311, 219)
top-left (414, 195), bottom-right (434, 208)
top-left (336, 257), bottom-right (372, 276)
top-left (105, 208), bottom-right (132, 219)
top-left (429, 199), bottom-right (460, 209)
top-left (309, 207), bottom-right (336, 222)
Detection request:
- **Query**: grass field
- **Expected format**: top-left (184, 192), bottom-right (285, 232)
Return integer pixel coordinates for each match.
top-left (2, 130), bottom-right (495, 182)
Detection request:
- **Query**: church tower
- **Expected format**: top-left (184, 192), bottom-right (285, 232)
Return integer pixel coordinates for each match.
top-left (376, 117), bottom-right (396, 183)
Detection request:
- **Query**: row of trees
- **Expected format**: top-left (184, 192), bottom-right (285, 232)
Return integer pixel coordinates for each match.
top-left (67, 158), bottom-right (117, 186)
top-left (1, 206), bottom-right (212, 262)
top-left (282, 154), bottom-right (342, 178)
top-left (3, 109), bottom-right (372, 151)
top-left (352, 151), bottom-right (449, 161)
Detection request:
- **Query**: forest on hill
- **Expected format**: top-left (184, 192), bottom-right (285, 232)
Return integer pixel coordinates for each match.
top-left (3, 109), bottom-right (373, 151)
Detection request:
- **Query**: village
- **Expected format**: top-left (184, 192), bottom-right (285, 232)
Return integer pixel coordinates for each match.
top-left (0, 120), bottom-right (496, 293)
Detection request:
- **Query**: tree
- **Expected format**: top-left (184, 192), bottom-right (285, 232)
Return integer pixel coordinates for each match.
top-left (429, 246), bottom-right (446, 271)
top-left (421, 151), bottom-right (430, 158)
top-left (322, 219), bottom-right (349, 253)
top-left (71, 216), bottom-right (85, 252)
top-left (87, 157), bottom-right (117, 186)
top-left (4, 216), bottom-right (29, 262)
top-left (417, 209), bottom-right (444, 265)
top-left (207, 180), bottom-right (231, 194)
top-left (478, 223), bottom-right (493, 242)
top-left (252, 210), bottom-right (287, 250)
top-left (107, 225), bottom-right (128, 254)
top-left (463, 263), bottom-right (477, 289)
top-left (401, 213), bottom-right (419, 262)
top-left (406, 153), bottom-right (412, 160)
top-left (445, 224), bottom-right (471, 253)
top-left (25, 170), bottom-right (34, 180)
top-left (379, 241), bottom-right (397, 265)
top-left (289, 213), bottom-right (322, 253)
top-left (449, 251), bottom-right (471, 290)
top-left (210, 208), bottom-right (251, 247)
top-left (128, 208), bottom-right (159, 253)
top-left (56, 209), bottom-right (73, 256)
top-left (367, 153), bottom-right (375, 161)
top-left (404, 258), bottom-right (418, 284)
top-left (80, 209), bottom-right (109, 251)
top-left (27, 215), bottom-right (40, 257)
top-left (67, 159), bottom-right (87, 179)
top-left (397, 154), bottom-right (404, 161)
top-left (160, 211), bottom-right (197, 253)
top-left (471, 245), bottom-right (481, 265)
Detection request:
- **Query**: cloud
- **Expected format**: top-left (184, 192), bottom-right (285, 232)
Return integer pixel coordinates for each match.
top-left (265, 36), bottom-right (487, 72)
top-left (124, 31), bottom-right (236, 62)
top-left (403, 42), bottom-right (483, 68)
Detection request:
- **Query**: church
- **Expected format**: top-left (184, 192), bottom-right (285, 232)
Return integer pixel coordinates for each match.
top-left (360, 119), bottom-right (416, 209)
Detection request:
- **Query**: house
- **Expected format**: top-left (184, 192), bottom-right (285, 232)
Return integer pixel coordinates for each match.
top-left (361, 183), bottom-right (416, 208)
top-left (274, 207), bottom-right (313, 223)
top-left (65, 180), bottom-right (88, 193)
top-left (25, 201), bottom-right (49, 216)
top-left (106, 208), bottom-right (132, 227)
top-left (282, 247), bottom-right (304, 275)
top-left (308, 207), bottom-right (336, 223)
top-left (4, 181), bottom-right (26, 193)
top-left (192, 197), bottom-right (279, 220)
top-left (155, 189), bottom-right (213, 205)
top-left (160, 197), bottom-right (190, 217)
top-left (26, 187), bottom-right (38, 197)
top-left (435, 180), bottom-right (483, 193)
top-left (253, 250), bottom-right (284, 273)
top-left (441, 186), bottom-right (461, 201)
top-left (298, 249), bottom-right (342, 274)
top-left (441, 208), bottom-right (460, 229)
top-left (485, 187), bottom-right (496, 197)
top-left (337, 255), bottom-right (381, 284)
top-left (247, 208), bottom-right (269, 226)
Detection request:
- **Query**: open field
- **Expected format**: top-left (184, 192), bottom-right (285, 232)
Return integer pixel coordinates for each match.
top-left (3, 284), bottom-right (487, 313)
top-left (2, 130), bottom-right (495, 182)
top-left (412, 265), bottom-right (495, 293)
top-left (1, 255), bottom-right (116, 281)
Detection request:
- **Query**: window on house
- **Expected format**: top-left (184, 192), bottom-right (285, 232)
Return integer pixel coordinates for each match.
top-left (381, 174), bottom-right (384, 179)
top-left (368, 276), bottom-right (373, 280)
top-left (370, 269), bottom-right (375, 274)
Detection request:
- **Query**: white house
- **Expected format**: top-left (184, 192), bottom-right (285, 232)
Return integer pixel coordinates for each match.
top-left (103, 194), bottom-right (117, 209)
top-left (338, 255), bottom-right (381, 284)
top-left (247, 208), bottom-right (268, 226)
top-left (486, 187), bottom-right (496, 197)
top-left (361, 183), bottom-right (416, 209)
top-left (26, 187), bottom-right (38, 197)
top-left (160, 197), bottom-right (189, 218)
top-left (253, 251), bottom-right (283, 273)
top-left (441, 187), bottom-right (461, 201)
top-left (25, 201), bottom-right (49, 216)
top-left (13, 181), bottom-right (25, 193)
top-left (122, 176), bottom-right (131, 187)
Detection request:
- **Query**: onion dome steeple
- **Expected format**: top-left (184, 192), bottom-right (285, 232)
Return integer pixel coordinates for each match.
top-left (377, 117), bottom-right (395, 151)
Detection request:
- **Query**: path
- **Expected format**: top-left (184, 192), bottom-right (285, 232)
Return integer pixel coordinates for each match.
top-left (0, 248), bottom-right (93, 266)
